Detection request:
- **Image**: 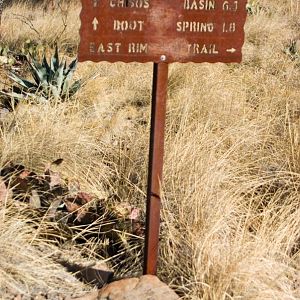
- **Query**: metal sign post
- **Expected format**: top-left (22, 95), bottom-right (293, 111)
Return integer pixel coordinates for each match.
top-left (144, 62), bottom-right (169, 275)
top-left (78, 0), bottom-right (247, 276)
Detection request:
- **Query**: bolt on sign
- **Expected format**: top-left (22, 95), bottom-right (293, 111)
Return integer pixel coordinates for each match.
top-left (79, 0), bottom-right (247, 63)
top-left (78, 0), bottom-right (247, 276)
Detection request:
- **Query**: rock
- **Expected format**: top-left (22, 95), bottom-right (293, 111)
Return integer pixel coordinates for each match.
top-left (0, 55), bottom-right (8, 65)
top-left (98, 275), bottom-right (179, 300)
top-left (68, 291), bottom-right (98, 300)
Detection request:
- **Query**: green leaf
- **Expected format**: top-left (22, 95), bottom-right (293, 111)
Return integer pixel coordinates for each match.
top-left (64, 58), bottom-right (77, 77)
top-left (49, 84), bottom-right (60, 100)
top-left (8, 73), bottom-right (37, 92)
top-left (68, 79), bottom-right (82, 97)
top-left (62, 59), bottom-right (78, 94)
top-left (51, 46), bottom-right (60, 71)
top-left (42, 54), bottom-right (51, 75)
top-left (0, 90), bottom-right (28, 100)
top-left (29, 59), bottom-right (48, 85)
top-left (54, 62), bottom-right (65, 96)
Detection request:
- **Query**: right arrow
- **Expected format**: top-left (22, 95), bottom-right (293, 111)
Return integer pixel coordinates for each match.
top-left (226, 48), bottom-right (237, 53)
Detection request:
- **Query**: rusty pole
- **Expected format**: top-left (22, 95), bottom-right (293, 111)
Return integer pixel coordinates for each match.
top-left (143, 62), bottom-right (169, 275)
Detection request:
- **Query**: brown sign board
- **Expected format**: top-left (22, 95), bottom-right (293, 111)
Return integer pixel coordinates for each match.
top-left (79, 0), bottom-right (248, 63)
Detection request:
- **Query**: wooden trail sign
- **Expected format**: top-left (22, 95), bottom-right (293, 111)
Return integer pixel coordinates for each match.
top-left (79, 0), bottom-right (247, 63)
top-left (78, 0), bottom-right (247, 276)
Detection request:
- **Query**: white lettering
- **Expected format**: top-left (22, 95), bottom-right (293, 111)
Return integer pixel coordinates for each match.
top-left (90, 42), bottom-right (96, 54)
top-left (128, 43), bottom-right (148, 53)
top-left (113, 20), bottom-right (145, 31)
top-left (223, 22), bottom-right (236, 33)
top-left (93, 42), bottom-right (121, 54)
top-left (184, 0), bottom-right (215, 10)
top-left (110, 0), bottom-right (150, 8)
top-left (176, 21), bottom-right (214, 32)
top-left (188, 43), bottom-right (219, 54)
top-left (93, 0), bottom-right (100, 7)
top-left (223, 0), bottom-right (238, 11)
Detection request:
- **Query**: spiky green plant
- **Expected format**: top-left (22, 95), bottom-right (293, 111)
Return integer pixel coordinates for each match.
top-left (0, 47), bottom-right (83, 105)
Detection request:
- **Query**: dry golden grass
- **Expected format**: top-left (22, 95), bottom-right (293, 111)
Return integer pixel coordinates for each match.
top-left (1, 0), bottom-right (81, 51)
top-left (0, 204), bottom-right (90, 298)
top-left (0, 0), bottom-right (300, 299)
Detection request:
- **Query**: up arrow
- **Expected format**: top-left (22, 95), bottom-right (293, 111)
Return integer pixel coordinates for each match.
top-left (92, 17), bottom-right (99, 31)
top-left (93, 0), bottom-right (100, 7)
top-left (226, 48), bottom-right (236, 53)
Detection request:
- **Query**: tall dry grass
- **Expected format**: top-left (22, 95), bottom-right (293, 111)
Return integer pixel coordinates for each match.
top-left (0, 0), bottom-right (81, 51)
top-left (0, 204), bottom-right (90, 298)
top-left (290, 0), bottom-right (300, 15)
top-left (0, 0), bottom-right (300, 299)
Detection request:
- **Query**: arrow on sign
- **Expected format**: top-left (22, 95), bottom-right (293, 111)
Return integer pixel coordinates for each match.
top-left (226, 48), bottom-right (236, 53)
top-left (92, 17), bottom-right (99, 31)
top-left (93, 0), bottom-right (100, 7)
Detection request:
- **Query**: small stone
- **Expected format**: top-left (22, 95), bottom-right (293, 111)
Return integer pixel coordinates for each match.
top-left (68, 291), bottom-right (98, 300)
top-left (98, 275), bottom-right (179, 300)
top-left (0, 55), bottom-right (8, 64)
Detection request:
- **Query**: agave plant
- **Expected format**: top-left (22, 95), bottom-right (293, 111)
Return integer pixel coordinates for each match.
top-left (0, 47), bottom-right (83, 106)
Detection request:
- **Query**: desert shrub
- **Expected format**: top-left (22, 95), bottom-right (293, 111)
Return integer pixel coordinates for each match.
top-left (0, 47), bottom-right (83, 107)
